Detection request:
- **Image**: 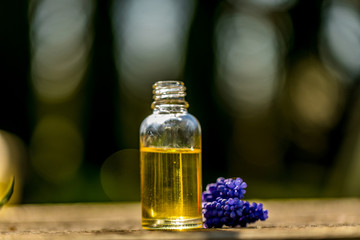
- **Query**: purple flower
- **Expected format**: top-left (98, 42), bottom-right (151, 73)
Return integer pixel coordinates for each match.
top-left (202, 198), bottom-right (269, 228)
top-left (202, 177), bottom-right (247, 202)
top-left (202, 177), bottom-right (268, 228)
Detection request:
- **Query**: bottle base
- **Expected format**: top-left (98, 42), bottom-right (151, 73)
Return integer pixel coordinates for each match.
top-left (142, 217), bottom-right (203, 230)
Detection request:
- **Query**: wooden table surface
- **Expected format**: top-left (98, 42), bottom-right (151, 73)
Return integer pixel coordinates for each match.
top-left (0, 198), bottom-right (359, 239)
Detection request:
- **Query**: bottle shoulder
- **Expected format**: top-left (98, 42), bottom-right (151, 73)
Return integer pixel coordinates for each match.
top-left (140, 112), bottom-right (201, 132)
top-left (140, 112), bottom-right (201, 149)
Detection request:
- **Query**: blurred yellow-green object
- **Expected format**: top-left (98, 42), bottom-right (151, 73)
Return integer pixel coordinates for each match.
top-left (0, 176), bottom-right (14, 207)
top-left (0, 130), bottom-right (26, 204)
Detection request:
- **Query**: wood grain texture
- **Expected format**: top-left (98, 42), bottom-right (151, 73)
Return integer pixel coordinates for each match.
top-left (0, 198), bottom-right (359, 239)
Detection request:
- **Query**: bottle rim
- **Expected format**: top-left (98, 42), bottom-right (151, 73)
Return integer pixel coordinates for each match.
top-left (153, 80), bottom-right (184, 88)
top-left (151, 80), bottom-right (188, 111)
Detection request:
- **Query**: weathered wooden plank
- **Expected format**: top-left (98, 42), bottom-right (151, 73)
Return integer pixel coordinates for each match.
top-left (0, 199), bottom-right (359, 239)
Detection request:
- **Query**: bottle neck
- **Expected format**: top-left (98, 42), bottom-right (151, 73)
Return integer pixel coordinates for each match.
top-left (151, 81), bottom-right (189, 113)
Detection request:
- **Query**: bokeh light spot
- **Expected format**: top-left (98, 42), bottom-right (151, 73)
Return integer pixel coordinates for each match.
top-left (30, 115), bottom-right (83, 183)
top-left (289, 58), bottom-right (341, 130)
top-left (215, 12), bottom-right (280, 116)
top-left (112, 0), bottom-right (195, 99)
top-left (100, 149), bottom-right (140, 201)
top-left (29, 0), bottom-right (94, 102)
top-left (320, 0), bottom-right (360, 80)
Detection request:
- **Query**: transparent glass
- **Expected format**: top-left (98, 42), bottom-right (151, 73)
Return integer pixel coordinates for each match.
top-left (140, 81), bottom-right (202, 230)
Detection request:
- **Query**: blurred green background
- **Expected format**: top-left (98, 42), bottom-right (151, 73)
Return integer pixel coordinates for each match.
top-left (1, 0), bottom-right (360, 203)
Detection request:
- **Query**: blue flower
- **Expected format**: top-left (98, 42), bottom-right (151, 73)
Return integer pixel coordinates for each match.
top-left (202, 197), bottom-right (268, 228)
top-left (202, 177), bottom-right (268, 228)
top-left (202, 177), bottom-right (247, 202)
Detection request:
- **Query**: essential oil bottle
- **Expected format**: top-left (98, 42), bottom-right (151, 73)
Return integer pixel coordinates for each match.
top-left (140, 81), bottom-right (202, 230)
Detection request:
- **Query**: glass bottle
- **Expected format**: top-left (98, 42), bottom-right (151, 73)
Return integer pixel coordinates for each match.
top-left (140, 80), bottom-right (202, 230)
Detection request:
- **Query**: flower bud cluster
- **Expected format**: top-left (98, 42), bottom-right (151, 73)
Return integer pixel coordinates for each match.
top-left (202, 177), bottom-right (268, 228)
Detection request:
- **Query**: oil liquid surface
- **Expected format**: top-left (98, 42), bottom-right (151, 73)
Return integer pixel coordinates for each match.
top-left (140, 147), bottom-right (202, 230)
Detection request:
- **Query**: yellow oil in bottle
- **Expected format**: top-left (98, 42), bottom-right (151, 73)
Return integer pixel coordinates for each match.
top-left (140, 147), bottom-right (202, 230)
